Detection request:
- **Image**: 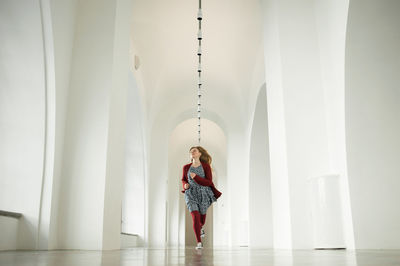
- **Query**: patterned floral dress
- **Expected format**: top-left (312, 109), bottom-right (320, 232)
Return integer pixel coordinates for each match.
top-left (184, 164), bottom-right (217, 214)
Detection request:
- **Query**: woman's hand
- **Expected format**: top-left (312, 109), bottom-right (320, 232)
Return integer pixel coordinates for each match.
top-left (184, 183), bottom-right (190, 189)
top-left (190, 172), bottom-right (196, 179)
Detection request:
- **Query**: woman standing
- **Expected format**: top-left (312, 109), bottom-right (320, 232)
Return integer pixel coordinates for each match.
top-left (181, 146), bottom-right (222, 249)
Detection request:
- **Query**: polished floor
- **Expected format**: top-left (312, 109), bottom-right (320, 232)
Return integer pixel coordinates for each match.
top-left (1, 247), bottom-right (400, 266)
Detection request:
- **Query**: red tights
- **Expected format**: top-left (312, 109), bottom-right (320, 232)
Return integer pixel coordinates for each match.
top-left (190, 210), bottom-right (206, 243)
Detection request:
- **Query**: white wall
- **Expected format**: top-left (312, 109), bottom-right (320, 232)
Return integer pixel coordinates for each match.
top-left (226, 128), bottom-right (251, 247)
top-left (0, 0), bottom-right (132, 251)
top-left (259, 0), bottom-right (352, 249)
top-left (0, 0), bottom-right (82, 251)
top-left (146, 119), bottom-right (169, 247)
top-left (57, 0), bottom-right (132, 250)
top-left (259, 0), bottom-right (292, 249)
top-left (3, 0), bottom-right (399, 252)
top-left (249, 85), bottom-right (273, 248)
top-left (345, 0), bottom-right (400, 249)
top-left (57, 0), bottom-right (112, 249)
top-left (279, 1), bottom-right (331, 249)
top-left (101, 0), bottom-right (132, 250)
top-left (39, 0), bottom-right (78, 250)
top-left (0, 0), bottom-right (46, 249)
top-left (313, 0), bottom-right (354, 249)
top-left (121, 72), bottom-right (146, 245)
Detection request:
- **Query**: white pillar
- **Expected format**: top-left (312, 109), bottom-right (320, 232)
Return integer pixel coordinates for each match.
top-left (308, 175), bottom-right (345, 248)
top-left (249, 85), bottom-right (273, 248)
top-left (57, 0), bottom-right (132, 250)
top-left (260, 0), bottom-right (352, 249)
top-left (227, 130), bottom-right (250, 247)
top-left (259, 0), bottom-right (292, 249)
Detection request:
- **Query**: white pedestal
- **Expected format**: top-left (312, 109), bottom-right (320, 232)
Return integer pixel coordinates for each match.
top-left (0, 212), bottom-right (21, 250)
top-left (121, 233), bottom-right (141, 248)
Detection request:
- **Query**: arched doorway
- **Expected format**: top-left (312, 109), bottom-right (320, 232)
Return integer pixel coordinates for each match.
top-left (167, 118), bottom-right (227, 247)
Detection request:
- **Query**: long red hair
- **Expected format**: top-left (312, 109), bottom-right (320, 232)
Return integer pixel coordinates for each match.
top-left (189, 146), bottom-right (212, 165)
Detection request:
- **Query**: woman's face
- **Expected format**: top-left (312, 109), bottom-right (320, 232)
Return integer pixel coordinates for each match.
top-left (190, 148), bottom-right (201, 159)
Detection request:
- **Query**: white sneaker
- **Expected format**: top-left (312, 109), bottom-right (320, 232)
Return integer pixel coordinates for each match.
top-left (200, 228), bottom-right (205, 238)
top-left (195, 242), bottom-right (203, 249)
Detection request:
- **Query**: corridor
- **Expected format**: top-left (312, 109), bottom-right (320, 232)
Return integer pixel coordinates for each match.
top-left (1, 0), bottom-right (400, 264)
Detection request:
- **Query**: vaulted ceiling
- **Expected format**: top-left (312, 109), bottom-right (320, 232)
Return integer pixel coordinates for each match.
top-left (130, 0), bottom-right (265, 131)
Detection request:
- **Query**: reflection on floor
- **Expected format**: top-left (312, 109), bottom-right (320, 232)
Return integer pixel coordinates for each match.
top-left (1, 247), bottom-right (400, 266)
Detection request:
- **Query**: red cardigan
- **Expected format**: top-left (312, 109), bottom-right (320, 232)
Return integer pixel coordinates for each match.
top-left (181, 162), bottom-right (222, 199)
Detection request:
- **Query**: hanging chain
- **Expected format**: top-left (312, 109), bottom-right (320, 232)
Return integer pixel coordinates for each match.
top-left (197, 0), bottom-right (202, 144)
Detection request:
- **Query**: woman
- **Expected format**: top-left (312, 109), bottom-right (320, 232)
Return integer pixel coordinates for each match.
top-left (181, 146), bottom-right (222, 249)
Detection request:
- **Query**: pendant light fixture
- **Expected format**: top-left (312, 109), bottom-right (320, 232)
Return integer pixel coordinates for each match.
top-left (197, 0), bottom-right (202, 144)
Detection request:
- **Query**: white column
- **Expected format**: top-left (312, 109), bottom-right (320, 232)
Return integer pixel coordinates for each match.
top-left (227, 130), bottom-right (250, 247)
top-left (249, 85), bottom-right (273, 248)
top-left (57, 0), bottom-right (131, 250)
top-left (260, 0), bottom-right (352, 248)
top-left (259, 0), bottom-right (292, 249)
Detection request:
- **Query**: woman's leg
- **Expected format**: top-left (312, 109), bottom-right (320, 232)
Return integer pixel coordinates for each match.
top-left (200, 213), bottom-right (206, 227)
top-left (190, 210), bottom-right (202, 243)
